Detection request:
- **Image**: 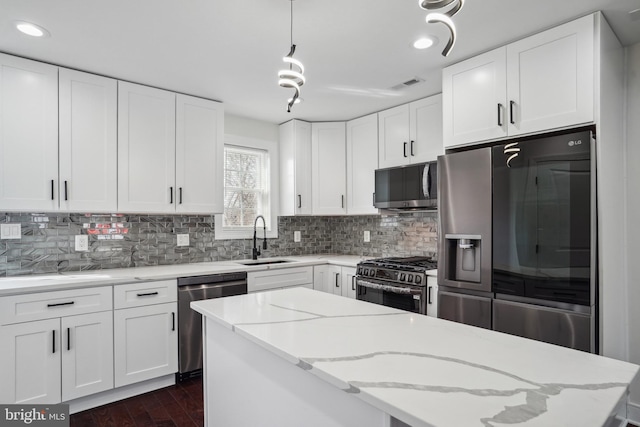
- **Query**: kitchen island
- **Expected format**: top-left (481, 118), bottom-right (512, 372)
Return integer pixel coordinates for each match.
top-left (191, 287), bottom-right (638, 427)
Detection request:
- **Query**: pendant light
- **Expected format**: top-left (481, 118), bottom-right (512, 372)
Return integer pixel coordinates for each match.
top-left (420, 0), bottom-right (465, 57)
top-left (278, 0), bottom-right (306, 113)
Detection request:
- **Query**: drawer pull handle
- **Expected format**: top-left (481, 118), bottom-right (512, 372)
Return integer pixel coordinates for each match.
top-left (67, 327), bottom-right (71, 351)
top-left (52, 330), bottom-right (56, 354)
top-left (335, 273), bottom-right (340, 288)
top-left (137, 291), bottom-right (159, 297)
top-left (47, 301), bottom-right (75, 308)
top-left (172, 312), bottom-right (176, 331)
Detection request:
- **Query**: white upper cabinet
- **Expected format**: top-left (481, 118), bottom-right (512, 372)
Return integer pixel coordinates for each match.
top-left (346, 113), bottom-right (378, 215)
top-left (443, 14), bottom-right (594, 148)
top-left (378, 94), bottom-right (443, 168)
top-left (280, 120), bottom-right (312, 215)
top-left (175, 94), bottom-right (224, 214)
top-left (312, 122), bottom-right (346, 215)
top-left (118, 82), bottom-right (177, 213)
top-left (0, 53), bottom-right (58, 211)
top-left (409, 94), bottom-right (444, 163)
top-left (59, 69), bottom-right (118, 212)
top-left (443, 48), bottom-right (508, 147)
top-left (378, 104), bottom-right (410, 168)
top-left (506, 15), bottom-right (594, 136)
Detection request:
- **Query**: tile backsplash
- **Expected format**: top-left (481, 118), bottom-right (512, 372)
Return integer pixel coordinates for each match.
top-left (0, 212), bottom-right (438, 277)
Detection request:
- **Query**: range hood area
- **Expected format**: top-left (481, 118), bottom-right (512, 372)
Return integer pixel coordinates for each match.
top-left (373, 161), bottom-right (438, 211)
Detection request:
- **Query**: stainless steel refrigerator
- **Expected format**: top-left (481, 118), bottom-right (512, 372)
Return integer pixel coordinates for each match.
top-left (438, 129), bottom-right (597, 353)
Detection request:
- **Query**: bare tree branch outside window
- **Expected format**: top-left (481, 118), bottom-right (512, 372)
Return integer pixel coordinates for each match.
top-left (223, 145), bottom-right (269, 228)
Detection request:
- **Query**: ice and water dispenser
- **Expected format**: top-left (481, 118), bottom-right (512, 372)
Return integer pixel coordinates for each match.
top-left (443, 234), bottom-right (482, 284)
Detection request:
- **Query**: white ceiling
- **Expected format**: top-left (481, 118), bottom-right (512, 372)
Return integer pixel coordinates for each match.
top-left (1, 0), bottom-right (639, 125)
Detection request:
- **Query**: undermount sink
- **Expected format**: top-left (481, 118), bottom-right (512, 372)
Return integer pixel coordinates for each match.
top-left (236, 259), bottom-right (294, 266)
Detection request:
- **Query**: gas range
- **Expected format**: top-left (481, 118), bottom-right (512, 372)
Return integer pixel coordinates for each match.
top-left (356, 256), bottom-right (438, 287)
top-left (355, 256), bottom-right (438, 315)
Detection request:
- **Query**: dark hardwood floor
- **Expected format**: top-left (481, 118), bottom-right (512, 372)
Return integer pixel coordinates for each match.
top-left (70, 377), bottom-right (204, 427)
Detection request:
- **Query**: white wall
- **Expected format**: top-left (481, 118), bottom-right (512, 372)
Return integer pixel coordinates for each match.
top-left (626, 42), bottom-right (640, 408)
top-left (225, 113), bottom-right (279, 142)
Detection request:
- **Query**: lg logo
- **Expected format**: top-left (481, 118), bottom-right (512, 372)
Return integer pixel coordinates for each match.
top-left (568, 139), bottom-right (583, 147)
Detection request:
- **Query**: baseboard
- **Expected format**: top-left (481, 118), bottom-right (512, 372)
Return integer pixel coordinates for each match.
top-left (627, 401), bottom-right (640, 425)
top-left (67, 374), bottom-right (175, 414)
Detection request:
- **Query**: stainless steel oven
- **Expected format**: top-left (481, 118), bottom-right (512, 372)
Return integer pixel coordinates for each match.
top-left (356, 277), bottom-right (426, 314)
top-left (355, 257), bottom-right (437, 315)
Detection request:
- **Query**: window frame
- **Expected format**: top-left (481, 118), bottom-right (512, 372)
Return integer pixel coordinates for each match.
top-left (214, 135), bottom-right (279, 240)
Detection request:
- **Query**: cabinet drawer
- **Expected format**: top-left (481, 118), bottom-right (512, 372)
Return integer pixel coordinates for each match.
top-left (114, 280), bottom-right (177, 309)
top-left (0, 287), bottom-right (112, 325)
top-left (248, 267), bottom-right (313, 293)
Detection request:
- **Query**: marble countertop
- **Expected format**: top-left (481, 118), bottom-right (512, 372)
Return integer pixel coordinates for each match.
top-left (0, 255), bottom-right (371, 296)
top-left (191, 287), bottom-right (639, 427)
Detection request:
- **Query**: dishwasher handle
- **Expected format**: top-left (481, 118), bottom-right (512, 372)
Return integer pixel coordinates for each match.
top-left (178, 279), bottom-right (247, 292)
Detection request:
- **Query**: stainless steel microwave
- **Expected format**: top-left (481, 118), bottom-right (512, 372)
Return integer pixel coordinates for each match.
top-left (373, 161), bottom-right (437, 210)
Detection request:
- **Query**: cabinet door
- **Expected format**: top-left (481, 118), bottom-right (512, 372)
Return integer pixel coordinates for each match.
top-left (341, 267), bottom-right (357, 299)
top-left (176, 94), bottom-right (224, 214)
top-left (118, 82), bottom-right (176, 213)
top-left (279, 120), bottom-right (312, 215)
top-left (312, 122), bottom-right (346, 215)
top-left (426, 276), bottom-right (438, 318)
top-left (442, 47), bottom-right (507, 148)
top-left (59, 69), bottom-right (117, 212)
top-left (0, 318), bottom-right (61, 404)
top-left (313, 265), bottom-right (330, 293)
top-left (506, 14), bottom-right (594, 136)
top-left (61, 311), bottom-right (114, 401)
top-left (114, 302), bottom-right (178, 387)
top-left (346, 114), bottom-right (378, 215)
top-left (378, 104), bottom-right (410, 168)
top-left (327, 265), bottom-right (343, 295)
top-left (409, 95), bottom-right (443, 163)
top-left (0, 53), bottom-right (58, 211)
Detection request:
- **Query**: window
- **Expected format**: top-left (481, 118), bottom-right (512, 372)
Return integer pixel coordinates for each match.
top-left (215, 135), bottom-right (279, 240)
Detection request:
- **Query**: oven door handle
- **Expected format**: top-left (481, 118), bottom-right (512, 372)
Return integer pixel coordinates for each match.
top-left (356, 279), bottom-right (422, 296)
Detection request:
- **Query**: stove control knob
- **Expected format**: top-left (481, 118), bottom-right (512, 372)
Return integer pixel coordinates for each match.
top-left (415, 276), bottom-right (422, 285)
top-left (367, 269), bottom-right (374, 277)
top-left (407, 274), bottom-right (413, 283)
top-left (399, 273), bottom-right (406, 281)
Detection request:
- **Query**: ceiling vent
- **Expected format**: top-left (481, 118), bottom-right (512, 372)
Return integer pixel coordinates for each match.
top-left (390, 77), bottom-right (425, 91)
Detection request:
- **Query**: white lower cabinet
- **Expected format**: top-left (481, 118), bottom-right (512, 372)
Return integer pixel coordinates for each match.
top-left (248, 267), bottom-right (314, 293)
top-left (0, 287), bottom-right (113, 404)
top-left (113, 281), bottom-right (178, 387)
top-left (114, 303), bottom-right (178, 387)
top-left (61, 312), bottom-right (114, 401)
top-left (426, 276), bottom-right (438, 318)
top-left (0, 318), bottom-right (61, 404)
top-left (313, 266), bottom-right (357, 299)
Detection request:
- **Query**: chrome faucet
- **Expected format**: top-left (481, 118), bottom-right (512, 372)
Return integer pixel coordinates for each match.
top-left (252, 215), bottom-right (267, 260)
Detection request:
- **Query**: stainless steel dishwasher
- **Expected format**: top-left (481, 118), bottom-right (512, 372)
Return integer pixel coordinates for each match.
top-left (177, 272), bottom-right (247, 381)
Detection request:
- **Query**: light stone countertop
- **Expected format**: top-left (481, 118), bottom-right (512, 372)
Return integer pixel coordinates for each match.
top-left (0, 254), bottom-right (373, 296)
top-left (192, 287), bottom-right (639, 427)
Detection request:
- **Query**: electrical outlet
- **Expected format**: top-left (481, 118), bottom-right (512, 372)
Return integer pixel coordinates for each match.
top-left (1, 224), bottom-right (21, 240)
top-left (294, 231), bottom-right (301, 243)
top-left (177, 234), bottom-right (190, 247)
top-left (75, 235), bottom-right (89, 251)
top-left (364, 230), bottom-right (371, 243)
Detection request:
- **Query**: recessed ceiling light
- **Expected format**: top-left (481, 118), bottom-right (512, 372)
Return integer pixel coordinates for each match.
top-left (15, 21), bottom-right (50, 37)
top-left (413, 36), bottom-right (437, 50)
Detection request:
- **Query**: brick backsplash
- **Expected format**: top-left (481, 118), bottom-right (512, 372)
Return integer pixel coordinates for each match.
top-left (0, 212), bottom-right (438, 277)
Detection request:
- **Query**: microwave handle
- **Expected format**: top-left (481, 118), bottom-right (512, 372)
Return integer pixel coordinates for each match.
top-left (422, 163), bottom-right (430, 199)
